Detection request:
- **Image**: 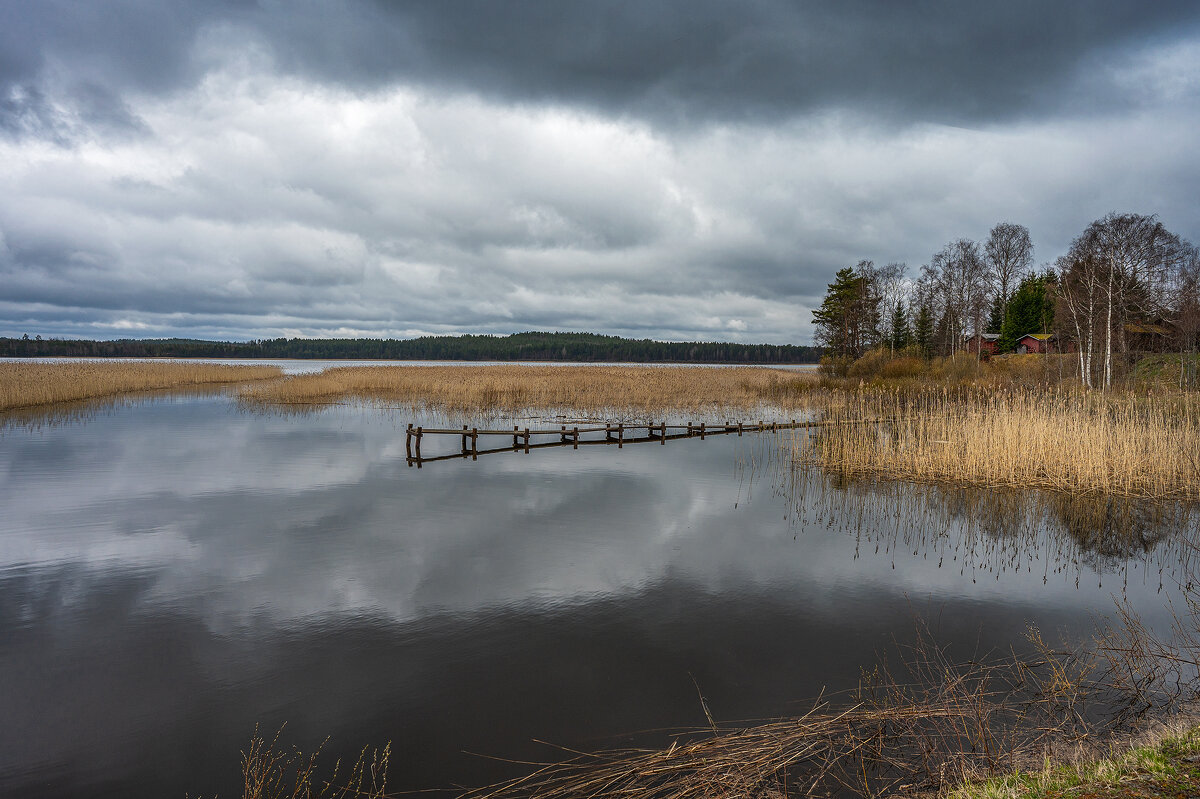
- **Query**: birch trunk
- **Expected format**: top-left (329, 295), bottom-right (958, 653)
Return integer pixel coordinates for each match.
top-left (1103, 268), bottom-right (1114, 389)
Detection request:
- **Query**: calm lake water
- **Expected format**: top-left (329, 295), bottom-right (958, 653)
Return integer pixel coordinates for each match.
top-left (0, 389), bottom-right (1192, 797)
top-left (0, 357), bottom-right (821, 375)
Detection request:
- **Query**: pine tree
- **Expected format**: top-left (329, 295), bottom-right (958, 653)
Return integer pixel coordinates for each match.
top-left (890, 302), bottom-right (910, 351)
top-left (812, 266), bottom-right (880, 359)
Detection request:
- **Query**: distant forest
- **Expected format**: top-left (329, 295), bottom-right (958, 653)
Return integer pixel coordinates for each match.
top-left (0, 331), bottom-right (820, 364)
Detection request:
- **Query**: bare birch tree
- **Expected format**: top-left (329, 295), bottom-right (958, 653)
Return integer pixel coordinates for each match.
top-left (929, 239), bottom-right (988, 355)
top-left (1060, 213), bottom-right (1190, 389)
top-left (985, 222), bottom-right (1033, 311)
top-left (1056, 250), bottom-right (1106, 388)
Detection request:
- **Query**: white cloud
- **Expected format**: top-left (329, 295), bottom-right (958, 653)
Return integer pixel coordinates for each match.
top-left (2, 54), bottom-right (1199, 344)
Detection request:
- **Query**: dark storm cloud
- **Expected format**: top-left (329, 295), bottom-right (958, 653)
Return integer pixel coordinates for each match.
top-left (2, 1), bottom-right (1199, 343)
top-left (4, 0), bottom-right (1199, 133)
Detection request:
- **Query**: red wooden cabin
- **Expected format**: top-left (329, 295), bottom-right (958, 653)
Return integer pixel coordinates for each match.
top-left (1015, 333), bottom-right (1074, 354)
top-left (964, 333), bottom-right (999, 356)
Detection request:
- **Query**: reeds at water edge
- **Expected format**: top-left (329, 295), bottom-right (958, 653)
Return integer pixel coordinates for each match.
top-left (0, 361), bottom-right (283, 412)
top-left (238, 365), bottom-right (819, 415)
top-left (795, 388), bottom-right (1200, 502)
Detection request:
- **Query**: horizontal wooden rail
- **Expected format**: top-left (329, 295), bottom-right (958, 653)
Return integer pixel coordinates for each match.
top-left (400, 418), bottom-right (874, 468)
top-left (408, 420), bottom-right (820, 438)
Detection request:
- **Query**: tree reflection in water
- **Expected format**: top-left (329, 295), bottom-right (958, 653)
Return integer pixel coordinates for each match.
top-left (771, 451), bottom-right (1200, 597)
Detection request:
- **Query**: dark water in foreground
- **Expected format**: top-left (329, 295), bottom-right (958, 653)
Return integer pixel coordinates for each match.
top-left (0, 395), bottom-right (1192, 797)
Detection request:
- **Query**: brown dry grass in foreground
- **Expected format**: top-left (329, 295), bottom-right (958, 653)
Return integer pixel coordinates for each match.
top-left (0, 361), bottom-right (283, 412)
top-left (795, 389), bottom-right (1200, 501)
top-left (238, 365), bottom-right (818, 415)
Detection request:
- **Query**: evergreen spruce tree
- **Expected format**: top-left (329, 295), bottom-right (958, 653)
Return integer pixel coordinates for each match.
top-left (890, 302), bottom-right (910, 351)
top-left (914, 304), bottom-right (934, 357)
top-left (998, 271), bottom-right (1057, 352)
top-left (987, 295), bottom-right (1005, 333)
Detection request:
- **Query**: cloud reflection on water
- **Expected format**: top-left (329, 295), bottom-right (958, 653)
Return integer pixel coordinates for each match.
top-left (1, 396), bottom-right (1196, 796)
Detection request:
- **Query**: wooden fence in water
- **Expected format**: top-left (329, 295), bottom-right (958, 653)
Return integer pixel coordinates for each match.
top-left (405, 419), bottom-right (820, 467)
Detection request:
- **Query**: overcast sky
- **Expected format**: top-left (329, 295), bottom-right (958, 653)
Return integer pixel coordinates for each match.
top-left (2, 2), bottom-right (1198, 344)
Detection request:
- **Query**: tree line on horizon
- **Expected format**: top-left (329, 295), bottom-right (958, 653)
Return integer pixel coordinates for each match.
top-left (0, 331), bottom-right (821, 364)
top-left (812, 213), bottom-right (1200, 389)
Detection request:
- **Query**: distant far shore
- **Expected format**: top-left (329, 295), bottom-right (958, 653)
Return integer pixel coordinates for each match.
top-left (0, 332), bottom-right (821, 364)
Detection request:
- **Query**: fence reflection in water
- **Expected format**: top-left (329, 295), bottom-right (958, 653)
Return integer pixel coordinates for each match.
top-left (404, 419), bottom-right (807, 466)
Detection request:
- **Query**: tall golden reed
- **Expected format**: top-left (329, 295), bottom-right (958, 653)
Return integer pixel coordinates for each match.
top-left (239, 365), bottom-right (818, 415)
top-left (796, 388), bottom-right (1200, 501)
top-left (0, 361), bottom-right (283, 412)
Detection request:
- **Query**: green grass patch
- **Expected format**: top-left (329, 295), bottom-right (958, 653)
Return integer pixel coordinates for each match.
top-left (951, 726), bottom-right (1200, 799)
top-left (1131, 353), bottom-right (1200, 388)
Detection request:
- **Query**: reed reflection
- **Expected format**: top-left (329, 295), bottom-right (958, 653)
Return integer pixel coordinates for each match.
top-left (777, 459), bottom-right (1200, 596)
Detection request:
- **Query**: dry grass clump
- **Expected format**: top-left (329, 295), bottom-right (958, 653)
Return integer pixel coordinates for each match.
top-left (458, 703), bottom-right (976, 799)
top-left (795, 388), bottom-right (1200, 501)
top-left (239, 365), bottom-right (818, 415)
top-left (235, 726), bottom-right (391, 799)
top-left (879, 356), bottom-right (925, 380)
top-left (846, 348), bottom-right (893, 379)
top-left (0, 361), bottom-right (282, 412)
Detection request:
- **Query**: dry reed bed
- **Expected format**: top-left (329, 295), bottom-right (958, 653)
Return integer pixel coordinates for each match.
top-left (239, 365), bottom-right (818, 415)
top-left (795, 389), bottom-right (1200, 501)
top-left (457, 702), bottom-right (984, 799)
top-left (0, 361), bottom-right (283, 412)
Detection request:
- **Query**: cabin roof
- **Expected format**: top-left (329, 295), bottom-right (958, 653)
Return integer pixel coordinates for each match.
top-left (1018, 333), bottom-right (1053, 341)
top-left (963, 333), bottom-right (999, 341)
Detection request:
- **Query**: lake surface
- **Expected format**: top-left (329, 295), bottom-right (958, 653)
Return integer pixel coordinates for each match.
top-left (0, 357), bottom-right (820, 375)
top-left (0, 391), bottom-right (1192, 798)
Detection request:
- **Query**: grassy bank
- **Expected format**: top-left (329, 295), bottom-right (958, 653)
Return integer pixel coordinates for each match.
top-left (238, 364), bottom-right (817, 414)
top-left (952, 723), bottom-right (1200, 799)
top-left (825, 347), bottom-right (1200, 393)
top-left (793, 388), bottom-right (1200, 501)
top-left (0, 361), bottom-right (283, 412)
